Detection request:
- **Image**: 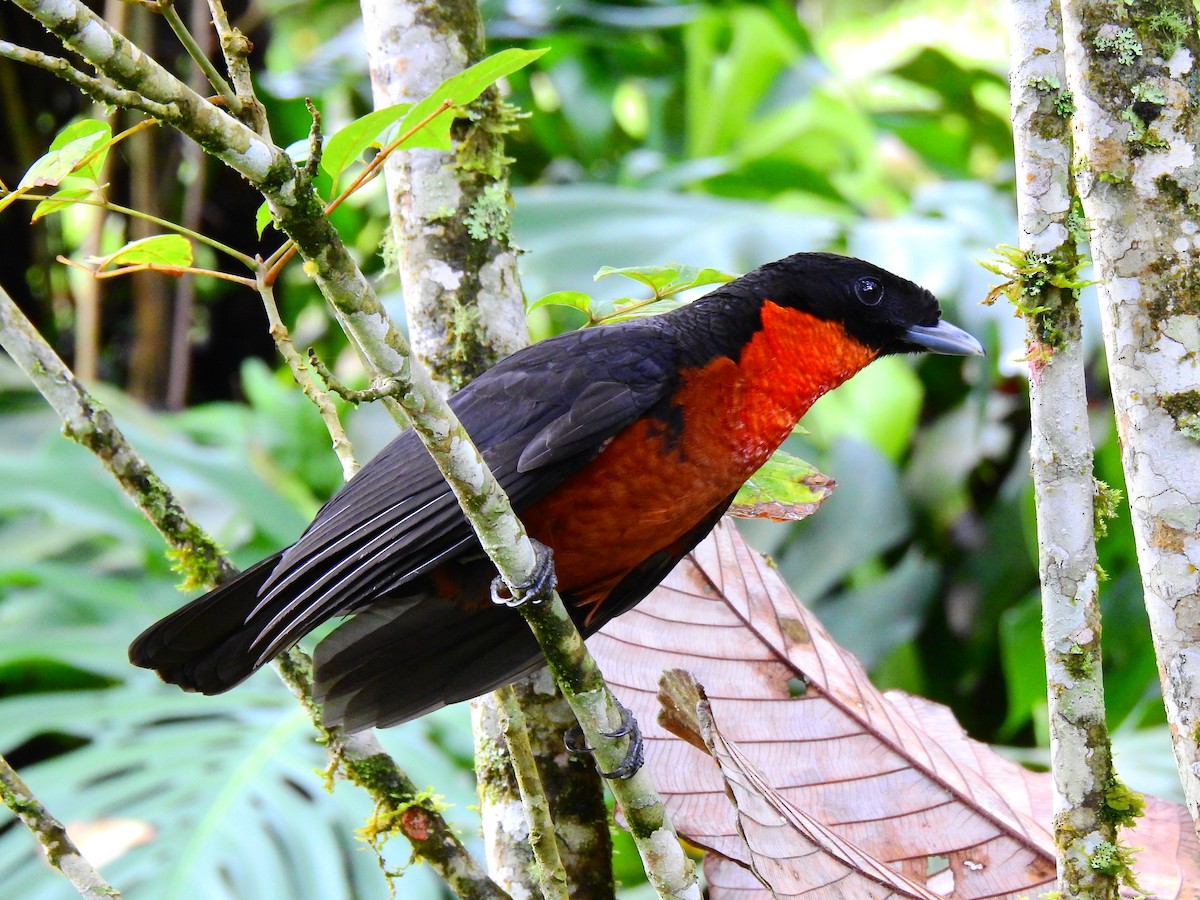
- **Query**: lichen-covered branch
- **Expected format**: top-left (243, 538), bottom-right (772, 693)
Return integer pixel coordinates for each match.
top-left (0, 282), bottom-right (237, 589)
top-left (495, 686), bottom-right (569, 900)
top-left (358, 3), bottom-right (610, 891)
top-left (0, 282), bottom-right (504, 899)
top-left (259, 283), bottom-right (359, 481)
top-left (474, 677), bottom-right (616, 900)
top-left (0, 39), bottom-right (176, 119)
top-left (1, 754), bottom-right (121, 900)
top-left (8, 0), bottom-right (694, 888)
top-left (1007, 2), bottom-right (1126, 894)
top-left (1060, 0), bottom-right (1200, 837)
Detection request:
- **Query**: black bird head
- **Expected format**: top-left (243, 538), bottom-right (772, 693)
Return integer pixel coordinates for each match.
top-left (742, 252), bottom-right (984, 358)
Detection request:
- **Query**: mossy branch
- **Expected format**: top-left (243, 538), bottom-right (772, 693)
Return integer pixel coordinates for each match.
top-left (0, 282), bottom-right (504, 899)
top-left (0, 753), bottom-right (121, 900)
top-left (6, 0), bottom-right (695, 891)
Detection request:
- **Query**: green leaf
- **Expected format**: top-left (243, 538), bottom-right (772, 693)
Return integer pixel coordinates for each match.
top-left (527, 290), bottom-right (592, 315)
top-left (399, 47), bottom-right (548, 151)
top-left (89, 234), bottom-right (193, 271)
top-left (729, 449), bottom-right (834, 521)
top-left (31, 187), bottom-right (96, 222)
top-left (19, 120), bottom-right (112, 190)
top-left (321, 103), bottom-right (412, 179)
top-left (594, 263), bottom-right (733, 298)
top-left (255, 200), bottom-right (274, 237)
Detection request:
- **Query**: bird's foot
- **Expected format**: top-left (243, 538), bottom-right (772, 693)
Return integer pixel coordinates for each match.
top-left (564, 698), bottom-right (644, 780)
top-left (490, 539), bottom-right (557, 608)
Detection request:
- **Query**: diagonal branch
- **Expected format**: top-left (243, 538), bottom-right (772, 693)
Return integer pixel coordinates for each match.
top-left (0, 282), bottom-right (506, 900)
top-left (0, 754), bottom-right (121, 900)
top-left (0, 40), bottom-right (176, 119)
top-left (5, 0), bottom-right (697, 891)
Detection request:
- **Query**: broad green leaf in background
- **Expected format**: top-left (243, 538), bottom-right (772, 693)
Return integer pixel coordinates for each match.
top-left (803, 356), bottom-right (923, 460)
top-left (88, 234), bottom-right (193, 271)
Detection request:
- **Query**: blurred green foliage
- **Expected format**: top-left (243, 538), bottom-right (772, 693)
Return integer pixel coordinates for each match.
top-left (0, 0), bottom-right (1173, 897)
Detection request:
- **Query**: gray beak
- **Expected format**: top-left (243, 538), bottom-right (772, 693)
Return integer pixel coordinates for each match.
top-left (903, 320), bottom-right (985, 357)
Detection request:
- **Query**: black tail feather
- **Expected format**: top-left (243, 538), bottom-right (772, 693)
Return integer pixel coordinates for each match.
top-left (128, 552), bottom-right (284, 694)
top-left (314, 594), bottom-right (544, 731)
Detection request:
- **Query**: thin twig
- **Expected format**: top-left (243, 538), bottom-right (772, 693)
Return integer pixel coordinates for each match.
top-left (0, 41), bottom-right (176, 119)
top-left (0, 754), bottom-right (121, 900)
top-left (20, 193), bottom-right (257, 270)
top-left (204, 0), bottom-right (266, 135)
top-left (158, 0), bottom-right (240, 113)
top-left (260, 286), bottom-right (359, 480)
top-left (496, 686), bottom-right (569, 900)
top-left (57, 256), bottom-right (257, 288)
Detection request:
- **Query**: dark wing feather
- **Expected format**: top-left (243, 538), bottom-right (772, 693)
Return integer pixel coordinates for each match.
top-left (132, 321), bottom-right (682, 694)
top-left (310, 494), bottom-right (737, 731)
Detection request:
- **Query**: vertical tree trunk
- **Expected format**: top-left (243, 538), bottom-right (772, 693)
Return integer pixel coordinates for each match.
top-left (125, 10), bottom-right (173, 406)
top-left (360, 0), bottom-right (527, 394)
top-left (1060, 0), bottom-right (1200, 834)
top-left (1008, 3), bottom-right (1121, 894)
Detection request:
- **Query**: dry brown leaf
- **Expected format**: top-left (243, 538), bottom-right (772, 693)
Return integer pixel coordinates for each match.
top-left (659, 669), bottom-right (943, 899)
top-left (884, 693), bottom-right (1200, 900)
top-left (593, 520), bottom-right (1057, 898)
top-left (591, 520), bottom-right (1200, 898)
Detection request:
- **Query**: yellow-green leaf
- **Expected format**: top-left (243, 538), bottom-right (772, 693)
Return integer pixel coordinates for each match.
top-left (20, 120), bottom-right (112, 189)
top-left (89, 234), bottom-right (193, 271)
top-left (32, 187), bottom-right (96, 222)
top-left (527, 290), bottom-right (592, 315)
top-left (729, 450), bottom-right (835, 521)
top-left (255, 200), bottom-right (275, 237)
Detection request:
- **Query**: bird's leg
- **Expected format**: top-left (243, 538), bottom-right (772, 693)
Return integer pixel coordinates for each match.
top-left (490, 539), bottom-right (558, 608)
top-left (564, 698), bottom-right (645, 780)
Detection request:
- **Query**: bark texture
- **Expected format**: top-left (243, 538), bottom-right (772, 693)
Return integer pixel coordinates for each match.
top-left (362, 0), bottom-right (528, 393)
top-left (1009, 3), bottom-right (1121, 896)
top-left (1060, 0), bottom-right (1200, 834)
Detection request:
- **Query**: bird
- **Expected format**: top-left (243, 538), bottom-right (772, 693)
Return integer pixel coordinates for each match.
top-left (129, 252), bottom-right (983, 738)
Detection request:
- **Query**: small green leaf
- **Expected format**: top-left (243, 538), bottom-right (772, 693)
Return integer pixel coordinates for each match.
top-left (89, 234), bottom-right (193, 271)
top-left (729, 450), bottom-right (835, 521)
top-left (322, 103), bottom-right (412, 179)
top-left (399, 47), bottom-right (548, 151)
top-left (256, 200), bottom-right (274, 237)
top-left (527, 291), bottom-right (592, 315)
top-left (595, 263), bottom-right (734, 298)
top-left (20, 120), bottom-right (112, 189)
top-left (31, 187), bottom-right (96, 222)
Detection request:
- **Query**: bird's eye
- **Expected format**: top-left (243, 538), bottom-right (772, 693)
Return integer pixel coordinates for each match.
top-left (854, 277), bottom-right (884, 306)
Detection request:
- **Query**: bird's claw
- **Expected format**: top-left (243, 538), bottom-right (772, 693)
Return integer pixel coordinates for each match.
top-left (563, 699), bottom-right (644, 780)
top-left (490, 539), bottom-right (557, 608)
